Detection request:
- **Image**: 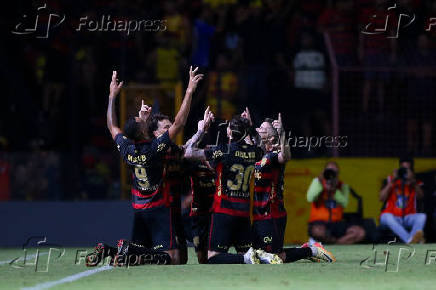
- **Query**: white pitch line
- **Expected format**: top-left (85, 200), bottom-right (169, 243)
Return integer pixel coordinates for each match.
top-left (0, 252), bottom-right (48, 266)
top-left (21, 265), bottom-right (113, 290)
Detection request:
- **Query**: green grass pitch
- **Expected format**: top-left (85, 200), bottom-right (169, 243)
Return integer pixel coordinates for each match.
top-left (1, 244), bottom-right (436, 290)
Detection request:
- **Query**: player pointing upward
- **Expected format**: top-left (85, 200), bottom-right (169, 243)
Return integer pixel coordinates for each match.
top-left (185, 109), bottom-right (281, 264)
top-left (106, 67), bottom-right (203, 264)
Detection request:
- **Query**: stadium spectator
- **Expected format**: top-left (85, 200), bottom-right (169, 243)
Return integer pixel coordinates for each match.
top-left (191, 6), bottom-right (217, 69)
top-left (318, 0), bottom-right (357, 66)
top-left (291, 31), bottom-right (329, 145)
top-left (307, 161), bottom-right (366, 244)
top-left (206, 53), bottom-right (238, 120)
top-left (358, 0), bottom-right (397, 113)
top-left (148, 35), bottom-right (182, 86)
top-left (379, 156), bottom-right (426, 243)
top-left (405, 34), bottom-right (436, 156)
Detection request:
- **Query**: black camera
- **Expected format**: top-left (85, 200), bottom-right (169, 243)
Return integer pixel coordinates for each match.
top-left (397, 167), bottom-right (408, 181)
top-left (323, 168), bottom-right (337, 181)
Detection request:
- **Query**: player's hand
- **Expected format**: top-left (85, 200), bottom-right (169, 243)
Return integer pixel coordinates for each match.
top-left (138, 100), bottom-right (152, 121)
top-left (198, 106), bottom-right (214, 132)
top-left (187, 66), bottom-right (204, 94)
top-left (109, 71), bottom-right (123, 98)
top-left (241, 107), bottom-right (252, 126)
top-left (272, 113), bottom-right (284, 135)
top-left (406, 168), bottom-right (415, 183)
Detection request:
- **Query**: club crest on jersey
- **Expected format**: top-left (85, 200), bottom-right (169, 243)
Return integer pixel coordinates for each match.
top-left (213, 150), bottom-right (223, 159)
top-left (157, 143), bottom-right (166, 152)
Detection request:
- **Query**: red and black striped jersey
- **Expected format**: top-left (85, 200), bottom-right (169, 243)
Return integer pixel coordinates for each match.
top-left (115, 131), bottom-right (172, 209)
top-left (163, 145), bottom-right (191, 213)
top-left (253, 151), bottom-right (287, 221)
top-left (188, 161), bottom-right (215, 216)
top-left (205, 142), bottom-right (263, 217)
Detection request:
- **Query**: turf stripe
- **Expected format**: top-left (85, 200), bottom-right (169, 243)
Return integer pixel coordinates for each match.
top-left (21, 265), bottom-right (112, 290)
top-left (0, 253), bottom-right (48, 266)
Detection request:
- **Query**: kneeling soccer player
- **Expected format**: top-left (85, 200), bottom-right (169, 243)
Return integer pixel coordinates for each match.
top-left (106, 68), bottom-right (203, 264)
top-left (185, 110), bottom-right (281, 264)
top-left (253, 115), bottom-right (336, 263)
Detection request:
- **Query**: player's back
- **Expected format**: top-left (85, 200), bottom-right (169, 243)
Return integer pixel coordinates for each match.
top-left (114, 131), bottom-right (172, 209)
top-left (189, 160), bottom-right (215, 216)
top-left (206, 141), bottom-right (263, 217)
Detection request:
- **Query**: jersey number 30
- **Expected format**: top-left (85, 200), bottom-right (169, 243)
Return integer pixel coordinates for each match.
top-left (227, 164), bottom-right (254, 192)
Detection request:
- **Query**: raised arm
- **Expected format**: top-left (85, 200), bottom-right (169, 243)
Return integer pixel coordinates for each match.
top-left (379, 172), bottom-right (395, 202)
top-left (241, 107), bottom-right (260, 146)
top-left (275, 113), bottom-right (291, 164)
top-left (107, 71), bottom-right (124, 140)
top-left (138, 99), bottom-right (152, 122)
top-left (185, 106), bottom-right (214, 148)
top-left (184, 107), bottom-right (214, 160)
top-left (168, 66), bottom-right (204, 141)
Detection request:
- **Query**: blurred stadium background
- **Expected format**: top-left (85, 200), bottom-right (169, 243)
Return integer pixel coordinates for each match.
top-left (0, 0), bottom-right (435, 247)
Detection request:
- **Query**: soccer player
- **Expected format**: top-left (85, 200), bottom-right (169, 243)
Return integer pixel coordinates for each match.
top-left (253, 114), bottom-right (336, 263)
top-left (147, 112), bottom-right (191, 264)
top-left (184, 111), bottom-right (281, 264)
top-left (184, 108), bottom-right (216, 263)
top-left (106, 67), bottom-right (203, 265)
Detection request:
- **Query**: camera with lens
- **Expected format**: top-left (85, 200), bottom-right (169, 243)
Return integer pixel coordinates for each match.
top-left (323, 168), bottom-right (337, 182)
top-left (397, 167), bottom-right (408, 181)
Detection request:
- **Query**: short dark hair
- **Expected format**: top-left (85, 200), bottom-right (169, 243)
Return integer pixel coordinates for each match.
top-left (124, 117), bottom-right (142, 141)
top-left (229, 115), bottom-right (251, 142)
top-left (147, 113), bottom-right (170, 138)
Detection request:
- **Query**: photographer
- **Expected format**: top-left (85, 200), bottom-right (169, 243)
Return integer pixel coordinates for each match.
top-left (307, 161), bottom-right (365, 244)
top-left (379, 157), bottom-right (426, 243)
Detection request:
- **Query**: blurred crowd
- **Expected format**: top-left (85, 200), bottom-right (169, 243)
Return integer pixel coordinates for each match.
top-left (1, 0), bottom-right (435, 200)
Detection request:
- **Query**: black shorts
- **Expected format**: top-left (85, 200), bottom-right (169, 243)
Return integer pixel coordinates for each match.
top-left (191, 214), bottom-right (210, 252)
top-left (208, 213), bottom-right (252, 253)
top-left (131, 206), bottom-right (177, 251)
top-left (308, 221), bottom-right (349, 239)
top-left (252, 217), bottom-right (287, 254)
